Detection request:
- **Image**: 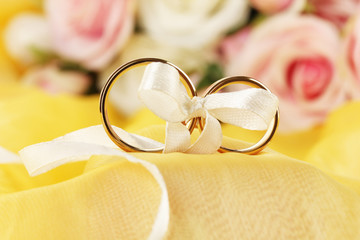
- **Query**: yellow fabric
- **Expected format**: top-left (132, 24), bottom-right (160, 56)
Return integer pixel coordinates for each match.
top-left (1, 83), bottom-right (360, 239)
top-left (305, 102), bottom-right (360, 189)
top-left (0, 83), bottom-right (124, 152)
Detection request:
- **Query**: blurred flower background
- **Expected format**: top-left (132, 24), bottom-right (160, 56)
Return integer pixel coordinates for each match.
top-left (1, 0), bottom-right (360, 133)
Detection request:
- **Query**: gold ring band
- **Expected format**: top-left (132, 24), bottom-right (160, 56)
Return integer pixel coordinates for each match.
top-left (99, 58), bottom-right (197, 152)
top-left (203, 76), bottom-right (279, 154)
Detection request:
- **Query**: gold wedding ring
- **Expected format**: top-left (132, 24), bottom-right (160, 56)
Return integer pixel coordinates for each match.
top-left (203, 76), bottom-right (279, 154)
top-left (99, 58), bottom-right (198, 152)
top-left (100, 58), bottom-right (279, 154)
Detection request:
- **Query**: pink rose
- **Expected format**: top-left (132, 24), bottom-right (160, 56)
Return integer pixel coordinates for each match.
top-left (342, 14), bottom-right (360, 98)
top-left (218, 27), bottom-right (252, 63)
top-left (308, 0), bottom-right (360, 28)
top-left (22, 62), bottom-right (91, 95)
top-left (223, 15), bottom-right (346, 132)
top-left (45, 0), bottom-right (134, 70)
top-left (250, 0), bottom-right (305, 14)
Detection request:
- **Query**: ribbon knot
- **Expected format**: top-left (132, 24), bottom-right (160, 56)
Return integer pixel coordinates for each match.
top-left (188, 96), bottom-right (206, 117)
top-left (138, 62), bottom-right (279, 154)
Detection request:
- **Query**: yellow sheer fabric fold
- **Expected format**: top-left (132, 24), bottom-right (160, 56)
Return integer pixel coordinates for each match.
top-left (1, 83), bottom-right (360, 239)
top-left (1, 152), bottom-right (360, 239)
top-left (0, 83), bottom-right (124, 152)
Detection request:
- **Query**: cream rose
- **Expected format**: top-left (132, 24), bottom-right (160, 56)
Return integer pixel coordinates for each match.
top-left (4, 13), bottom-right (52, 65)
top-left (99, 34), bottom-right (208, 116)
top-left (223, 15), bottom-right (346, 132)
top-left (45, 0), bottom-right (135, 70)
top-left (138, 0), bottom-right (249, 49)
top-left (308, 0), bottom-right (360, 28)
top-left (250, 0), bottom-right (305, 14)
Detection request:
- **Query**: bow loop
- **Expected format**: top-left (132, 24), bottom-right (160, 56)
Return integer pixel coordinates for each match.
top-left (204, 89), bottom-right (279, 130)
top-left (138, 62), bottom-right (191, 122)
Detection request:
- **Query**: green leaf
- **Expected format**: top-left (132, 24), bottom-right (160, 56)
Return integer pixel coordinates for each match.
top-left (197, 63), bottom-right (224, 90)
top-left (29, 45), bottom-right (56, 64)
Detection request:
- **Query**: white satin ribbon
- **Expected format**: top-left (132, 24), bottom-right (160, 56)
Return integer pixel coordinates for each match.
top-left (19, 125), bottom-right (169, 240)
top-left (138, 62), bottom-right (279, 154)
top-left (0, 146), bottom-right (20, 163)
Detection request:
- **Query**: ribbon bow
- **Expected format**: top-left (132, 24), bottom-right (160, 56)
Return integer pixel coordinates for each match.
top-left (138, 62), bottom-right (279, 154)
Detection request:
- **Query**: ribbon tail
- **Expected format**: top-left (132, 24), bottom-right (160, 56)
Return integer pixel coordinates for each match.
top-left (18, 125), bottom-right (169, 240)
top-left (186, 112), bottom-right (222, 154)
top-left (18, 125), bottom-right (164, 176)
top-left (163, 122), bottom-right (191, 153)
top-left (0, 146), bottom-right (21, 163)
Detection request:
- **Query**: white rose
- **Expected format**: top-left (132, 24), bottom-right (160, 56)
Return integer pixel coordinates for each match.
top-left (4, 13), bottom-right (52, 65)
top-left (138, 0), bottom-right (250, 49)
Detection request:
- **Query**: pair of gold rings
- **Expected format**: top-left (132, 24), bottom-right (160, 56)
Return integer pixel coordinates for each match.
top-left (99, 58), bottom-right (279, 154)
